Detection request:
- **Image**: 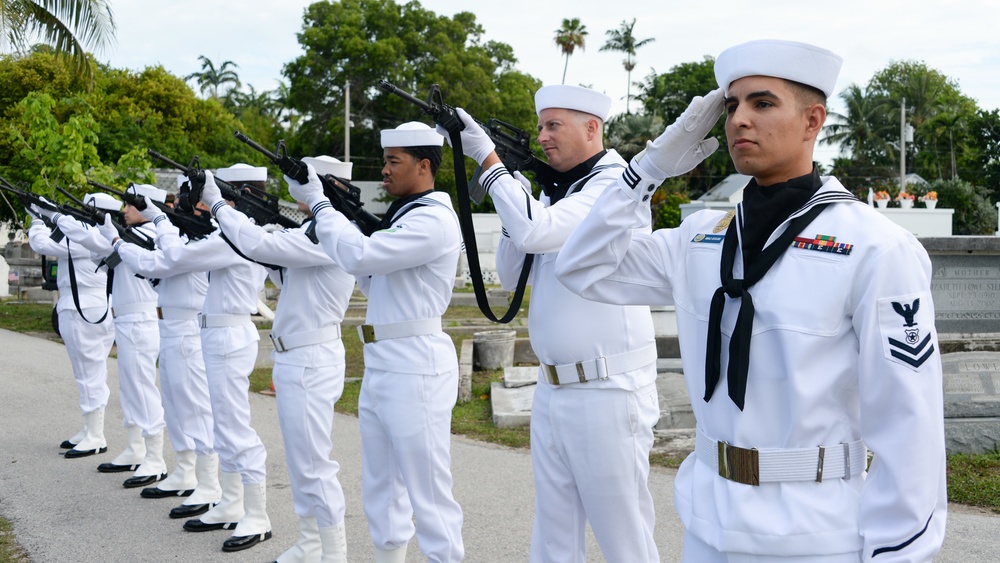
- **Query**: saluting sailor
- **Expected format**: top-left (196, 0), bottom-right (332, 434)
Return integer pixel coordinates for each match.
top-left (27, 195), bottom-right (116, 460)
top-left (555, 39), bottom-right (948, 561)
top-left (49, 188), bottom-right (169, 490)
top-left (445, 85), bottom-right (661, 563)
top-left (202, 155), bottom-right (356, 562)
top-left (112, 179), bottom-right (220, 521)
top-left (112, 163), bottom-right (271, 552)
top-left (286, 122), bottom-right (465, 563)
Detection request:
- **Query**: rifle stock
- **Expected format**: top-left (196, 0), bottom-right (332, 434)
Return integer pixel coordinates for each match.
top-left (233, 131), bottom-right (381, 236)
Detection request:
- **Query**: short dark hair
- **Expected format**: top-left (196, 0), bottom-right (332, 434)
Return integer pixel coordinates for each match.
top-left (783, 79), bottom-right (827, 108)
top-left (399, 145), bottom-right (443, 176)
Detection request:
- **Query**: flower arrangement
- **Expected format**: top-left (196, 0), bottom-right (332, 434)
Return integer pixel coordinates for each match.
top-left (921, 191), bottom-right (938, 201)
top-left (874, 190), bottom-right (891, 201)
top-left (897, 192), bottom-right (916, 201)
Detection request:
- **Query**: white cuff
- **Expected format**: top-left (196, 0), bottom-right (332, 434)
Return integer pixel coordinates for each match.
top-left (617, 160), bottom-right (663, 204)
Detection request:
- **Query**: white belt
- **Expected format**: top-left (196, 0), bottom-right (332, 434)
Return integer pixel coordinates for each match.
top-left (111, 302), bottom-right (157, 317)
top-left (540, 344), bottom-right (658, 385)
top-left (198, 313), bottom-right (252, 328)
top-left (271, 325), bottom-right (342, 352)
top-left (358, 318), bottom-right (442, 344)
top-left (696, 428), bottom-right (867, 486)
top-left (157, 307), bottom-right (200, 320)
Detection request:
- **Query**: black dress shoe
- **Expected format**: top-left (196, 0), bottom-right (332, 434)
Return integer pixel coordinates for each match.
top-left (64, 446), bottom-right (108, 459)
top-left (59, 440), bottom-right (77, 449)
top-left (123, 472), bottom-right (168, 488)
top-left (141, 486), bottom-right (194, 499)
top-left (170, 502), bottom-right (213, 519)
top-left (183, 518), bottom-right (238, 532)
top-left (97, 462), bottom-right (140, 473)
top-left (222, 530), bottom-right (272, 552)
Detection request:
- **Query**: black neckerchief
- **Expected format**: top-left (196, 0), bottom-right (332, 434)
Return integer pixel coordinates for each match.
top-left (704, 169), bottom-right (831, 411)
top-left (540, 150), bottom-right (607, 204)
top-left (378, 189), bottom-right (433, 230)
top-left (740, 166), bottom-right (822, 267)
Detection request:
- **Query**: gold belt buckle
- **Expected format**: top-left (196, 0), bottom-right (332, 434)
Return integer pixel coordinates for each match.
top-left (717, 441), bottom-right (760, 486)
top-left (360, 324), bottom-right (376, 344)
top-left (542, 364), bottom-right (559, 385)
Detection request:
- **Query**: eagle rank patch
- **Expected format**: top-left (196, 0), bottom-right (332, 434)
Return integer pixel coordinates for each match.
top-left (878, 295), bottom-right (936, 370)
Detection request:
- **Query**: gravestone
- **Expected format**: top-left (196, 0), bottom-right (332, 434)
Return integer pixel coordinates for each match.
top-left (920, 237), bottom-right (1000, 336)
top-left (941, 351), bottom-right (1000, 454)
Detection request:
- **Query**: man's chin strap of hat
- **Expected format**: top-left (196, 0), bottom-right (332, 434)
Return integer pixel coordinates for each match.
top-left (704, 202), bottom-right (830, 410)
top-left (440, 121), bottom-right (531, 324)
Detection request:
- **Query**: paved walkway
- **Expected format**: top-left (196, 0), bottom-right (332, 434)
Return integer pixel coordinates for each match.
top-left (1, 328), bottom-right (997, 562)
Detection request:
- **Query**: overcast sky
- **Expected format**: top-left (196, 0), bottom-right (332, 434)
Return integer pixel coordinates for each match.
top-left (101, 0), bottom-right (1000, 166)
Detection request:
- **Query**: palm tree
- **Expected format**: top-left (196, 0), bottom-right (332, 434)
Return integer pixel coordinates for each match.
top-left (600, 18), bottom-right (654, 113)
top-left (606, 112), bottom-right (663, 161)
top-left (822, 83), bottom-right (896, 168)
top-left (554, 18), bottom-right (587, 85)
top-left (0, 0), bottom-right (115, 83)
top-left (185, 55), bottom-right (241, 100)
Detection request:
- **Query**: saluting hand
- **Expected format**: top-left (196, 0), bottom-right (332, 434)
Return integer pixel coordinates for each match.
top-left (635, 88), bottom-right (725, 180)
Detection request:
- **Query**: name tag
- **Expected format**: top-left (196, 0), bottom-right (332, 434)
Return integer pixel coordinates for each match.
top-left (692, 234), bottom-right (725, 244)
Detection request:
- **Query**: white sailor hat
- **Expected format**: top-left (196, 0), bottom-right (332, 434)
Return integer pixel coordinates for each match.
top-left (215, 163), bottom-right (268, 183)
top-left (127, 183), bottom-right (167, 203)
top-left (380, 122), bottom-right (444, 148)
top-left (83, 192), bottom-right (123, 212)
top-left (302, 155), bottom-right (353, 180)
top-left (176, 174), bottom-right (189, 188)
top-left (534, 84), bottom-right (612, 121)
top-left (714, 39), bottom-right (843, 98)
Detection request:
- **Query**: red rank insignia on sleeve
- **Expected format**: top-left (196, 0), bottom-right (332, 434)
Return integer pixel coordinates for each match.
top-left (791, 234), bottom-right (853, 255)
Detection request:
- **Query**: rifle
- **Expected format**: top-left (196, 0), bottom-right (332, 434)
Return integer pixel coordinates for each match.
top-left (55, 186), bottom-right (155, 254)
top-left (0, 178), bottom-right (82, 242)
top-left (146, 149), bottom-right (299, 229)
top-left (378, 80), bottom-right (558, 204)
top-left (87, 180), bottom-right (216, 241)
top-left (233, 131), bottom-right (382, 236)
top-left (376, 80), bottom-right (536, 324)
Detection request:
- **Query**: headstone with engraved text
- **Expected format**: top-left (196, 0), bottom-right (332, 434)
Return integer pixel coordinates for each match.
top-left (941, 351), bottom-right (1000, 454)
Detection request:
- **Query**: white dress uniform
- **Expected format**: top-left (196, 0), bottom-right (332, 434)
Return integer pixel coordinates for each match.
top-left (27, 219), bottom-right (115, 442)
top-left (483, 145), bottom-right (661, 563)
top-left (55, 216), bottom-right (165, 474)
top-left (309, 185), bottom-right (464, 562)
top-left (555, 170), bottom-right (948, 561)
top-left (213, 197), bottom-right (354, 554)
top-left (116, 216), bottom-right (217, 511)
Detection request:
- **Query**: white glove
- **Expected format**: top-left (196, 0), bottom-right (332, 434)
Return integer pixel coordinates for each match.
top-left (200, 170), bottom-right (225, 209)
top-left (138, 196), bottom-right (165, 223)
top-left (31, 197), bottom-right (60, 222)
top-left (512, 170), bottom-right (532, 192)
top-left (98, 213), bottom-right (119, 243)
top-left (634, 88), bottom-right (724, 181)
top-left (436, 108), bottom-right (495, 165)
top-left (285, 162), bottom-right (326, 209)
top-left (261, 223), bottom-right (283, 234)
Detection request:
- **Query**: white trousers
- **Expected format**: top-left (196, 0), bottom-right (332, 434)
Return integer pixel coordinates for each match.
top-left (114, 319), bottom-right (165, 436)
top-left (274, 361), bottom-right (346, 528)
top-left (682, 529), bottom-right (862, 562)
top-left (58, 307), bottom-right (114, 414)
top-left (529, 380), bottom-right (660, 563)
top-left (201, 329), bottom-right (266, 484)
top-left (159, 323), bottom-right (214, 454)
top-left (359, 367), bottom-right (464, 563)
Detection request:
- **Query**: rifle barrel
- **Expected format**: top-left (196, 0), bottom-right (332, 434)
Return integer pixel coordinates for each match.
top-left (233, 131), bottom-right (278, 161)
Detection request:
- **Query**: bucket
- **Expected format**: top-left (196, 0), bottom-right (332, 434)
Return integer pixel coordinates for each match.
top-left (473, 329), bottom-right (516, 370)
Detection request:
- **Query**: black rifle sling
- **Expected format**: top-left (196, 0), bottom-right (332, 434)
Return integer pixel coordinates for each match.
top-left (447, 130), bottom-right (531, 324)
top-left (218, 231), bottom-right (284, 283)
top-left (65, 238), bottom-right (112, 324)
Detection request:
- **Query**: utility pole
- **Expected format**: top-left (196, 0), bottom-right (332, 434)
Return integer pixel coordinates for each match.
top-left (900, 97), bottom-right (906, 192)
top-left (344, 81), bottom-right (351, 162)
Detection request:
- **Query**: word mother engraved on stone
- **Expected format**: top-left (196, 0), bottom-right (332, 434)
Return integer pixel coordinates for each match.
top-left (929, 256), bottom-right (1000, 333)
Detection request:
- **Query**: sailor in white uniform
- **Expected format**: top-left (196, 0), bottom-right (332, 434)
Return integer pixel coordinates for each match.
top-left (444, 86), bottom-right (661, 563)
top-left (555, 40), bottom-right (947, 562)
top-left (51, 190), bottom-right (168, 489)
top-left (203, 155), bottom-right (355, 562)
top-left (28, 197), bottom-right (115, 460)
top-left (113, 164), bottom-right (270, 552)
top-left (287, 122), bottom-right (464, 563)
top-left (110, 181), bottom-right (219, 520)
